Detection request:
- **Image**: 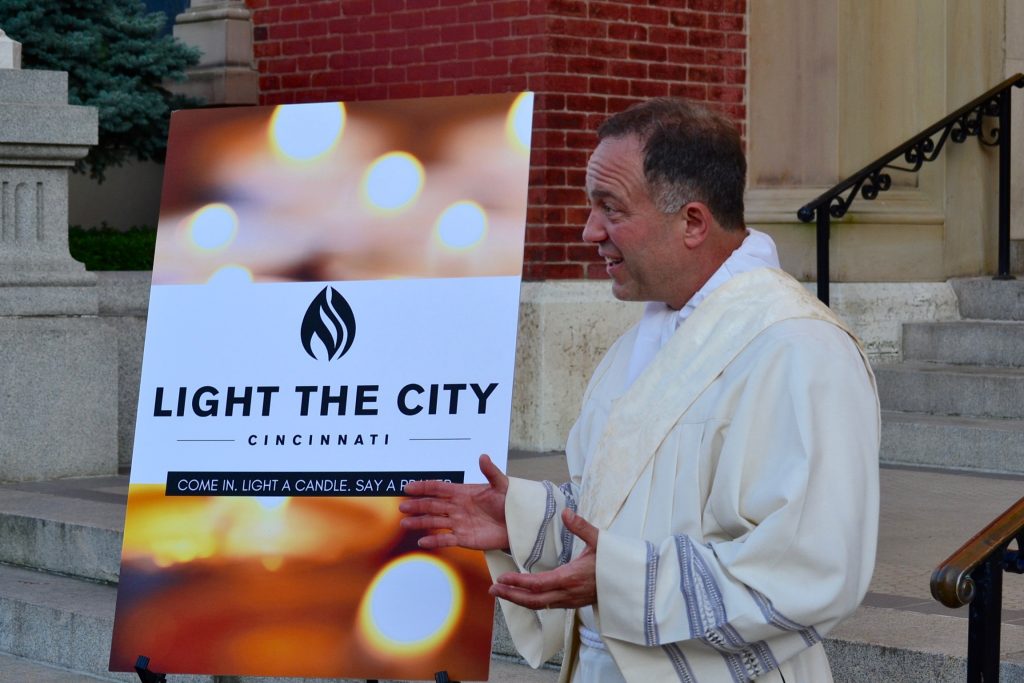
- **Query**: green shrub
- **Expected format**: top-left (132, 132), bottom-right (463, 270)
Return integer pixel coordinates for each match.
top-left (69, 225), bottom-right (156, 271)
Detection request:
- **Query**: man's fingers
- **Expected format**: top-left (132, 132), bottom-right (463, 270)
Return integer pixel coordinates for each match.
top-left (563, 509), bottom-right (599, 547)
top-left (402, 479), bottom-right (455, 497)
top-left (415, 532), bottom-right (458, 549)
top-left (494, 568), bottom-right (567, 593)
top-left (400, 515), bottom-right (455, 531)
top-left (489, 583), bottom-right (565, 610)
top-left (479, 454), bottom-right (509, 493)
top-left (398, 498), bottom-right (453, 516)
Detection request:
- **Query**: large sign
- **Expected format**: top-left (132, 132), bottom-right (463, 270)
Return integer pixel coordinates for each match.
top-left (109, 93), bottom-right (533, 680)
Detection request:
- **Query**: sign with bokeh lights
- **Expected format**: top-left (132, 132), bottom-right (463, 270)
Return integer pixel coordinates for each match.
top-left (109, 93), bottom-right (533, 680)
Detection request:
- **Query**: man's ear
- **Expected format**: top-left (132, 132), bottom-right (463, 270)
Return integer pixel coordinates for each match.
top-left (681, 202), bottom-right (714, 249)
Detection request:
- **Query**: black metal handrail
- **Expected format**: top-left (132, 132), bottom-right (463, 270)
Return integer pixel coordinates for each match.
top-left (798, 74), bottom-right (1024, 305)
top-left (931, 495), bottom-right (1024, 682)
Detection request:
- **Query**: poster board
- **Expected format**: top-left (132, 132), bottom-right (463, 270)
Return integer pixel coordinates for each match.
top-left (109, 92), bottom-right (533, 680)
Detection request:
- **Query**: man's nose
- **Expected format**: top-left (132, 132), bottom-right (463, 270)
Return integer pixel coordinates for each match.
top-left (582, 211), bottom-right (605, 243)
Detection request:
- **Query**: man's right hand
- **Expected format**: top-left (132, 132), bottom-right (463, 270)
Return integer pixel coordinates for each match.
top-left (399, 453), bottom-right (510, 551)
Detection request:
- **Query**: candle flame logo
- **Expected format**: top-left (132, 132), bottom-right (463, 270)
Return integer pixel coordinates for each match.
top-left (301, 286), bottom-right (357, 361)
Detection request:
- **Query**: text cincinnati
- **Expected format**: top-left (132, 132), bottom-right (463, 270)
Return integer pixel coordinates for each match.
top-left (247, 433), bottom-right (390, 447)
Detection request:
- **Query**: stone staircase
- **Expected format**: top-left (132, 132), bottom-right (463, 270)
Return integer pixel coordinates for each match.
top-left (876, 278), bottom-right (1024, 474)
top-left (0, 477), bottom-right (180, 683)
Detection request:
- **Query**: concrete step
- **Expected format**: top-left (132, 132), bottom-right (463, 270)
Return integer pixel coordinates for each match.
top-left (826, 605), bottom-right (1024, 682)
top-left (903, 320), bottom-right (1024, 367)
top-left (880, 410), bottom-right (1024, 474)
top-left (951, 278), bottom-right (1024, 320)
top-left (875, 362), bottom-right (1024, 419)
top-left (0, 563), bottom-right (142, 683)
top-left (0, 651), bottom-right (119, 682)
top-left (0, 476), bottom-right (124, 584)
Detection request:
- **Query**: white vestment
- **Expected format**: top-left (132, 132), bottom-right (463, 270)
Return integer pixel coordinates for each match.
top-left (486, 267), bottom-right (880, 683)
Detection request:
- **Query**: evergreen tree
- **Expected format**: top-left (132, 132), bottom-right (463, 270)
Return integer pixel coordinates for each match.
top-left (0, 0), bottom-right (201, 180)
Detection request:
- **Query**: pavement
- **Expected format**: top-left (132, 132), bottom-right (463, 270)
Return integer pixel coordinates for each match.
top-left (0, 452), bottom-right (1021, 682)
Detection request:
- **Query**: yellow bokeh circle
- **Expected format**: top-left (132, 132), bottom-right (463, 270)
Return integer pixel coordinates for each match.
top-left (269, 102), bottom-right (346, 162)
top-left (361, 151), bottom-right (425, 213)
top-left (206, 264), bottom-right (253, 286)
top-left (506, 92), bottom-right (533, 154)
top-left (357, 553), bottom-right (464, 657)
top-left (188, 203), bottom-right (238, 252)
top-left (435, 201), bottom-right (488, 251)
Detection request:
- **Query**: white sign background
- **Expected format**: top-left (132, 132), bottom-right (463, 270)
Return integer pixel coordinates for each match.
top-left (132, 275), bottom-right (520, 486)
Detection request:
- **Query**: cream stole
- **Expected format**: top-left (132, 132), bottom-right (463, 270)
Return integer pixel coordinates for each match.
top-left (578, 267), bottom-right (856, 531)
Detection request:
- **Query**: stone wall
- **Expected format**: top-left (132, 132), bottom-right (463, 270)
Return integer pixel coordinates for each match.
top-left (95, 272), bottom-right (151, 471)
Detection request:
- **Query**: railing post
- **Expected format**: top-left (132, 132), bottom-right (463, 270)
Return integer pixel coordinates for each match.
top-left (816, 208), bottom-right (830, 305)
top-left (995, 88), bottom-right (1014, 280)
top-left (967, 552), bottom-right (1003, 682)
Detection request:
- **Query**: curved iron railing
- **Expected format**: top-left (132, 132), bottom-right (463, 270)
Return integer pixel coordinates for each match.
top-left (798, 74), bottom-right (1024, 305)
top-left (931, 495), bottom-right (1024, 682)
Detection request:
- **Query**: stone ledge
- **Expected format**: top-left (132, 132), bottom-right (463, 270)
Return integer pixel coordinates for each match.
top-left (0, 317), bottom-right (117, 481)
top-left (95, 271), bottom-right (151, 316)
top-left (0, 286), bottom-right (99, 316)
top-left (0, 104), bottom-right (97, 147)
top-left (0, 70), bottom-right (67, 106)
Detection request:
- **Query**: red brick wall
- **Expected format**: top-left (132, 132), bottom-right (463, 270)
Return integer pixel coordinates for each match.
top-left (247, 0), bottom-right (748, 280)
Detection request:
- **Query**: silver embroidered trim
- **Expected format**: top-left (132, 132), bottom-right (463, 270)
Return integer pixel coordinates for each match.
top-left (748, 586), bottom-right (822, 647)
top-left (675, 535), bottom-right (777, 681)
top-left (557, 482), bottom-right (578, 565)
top-left (663, 642), bottom-right (697, 683)
top-left (525, 480), bottom-right (556, 572)
top-left (558, 481), bottom-right (578, 510)
top-left (644, 540), bottom-right (660, 646)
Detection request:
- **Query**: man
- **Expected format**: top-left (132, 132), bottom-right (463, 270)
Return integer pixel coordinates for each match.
top-left (400, 98), bottom-right (879, 682)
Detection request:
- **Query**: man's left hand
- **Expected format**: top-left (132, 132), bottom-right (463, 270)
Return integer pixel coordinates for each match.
top-left (489, 508), bottom-right (599, 610)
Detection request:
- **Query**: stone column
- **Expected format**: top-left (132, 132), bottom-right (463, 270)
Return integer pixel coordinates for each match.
top-left (172, 0), bottom-right (259, 105)
top-left (0, 28), bottom-right (20, 68)
top-left (0, 32), bottom-right (118, 481)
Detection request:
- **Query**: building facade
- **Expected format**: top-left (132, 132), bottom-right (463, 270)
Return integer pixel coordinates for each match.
top-left (245, 0), bottom-right (1022, 282)
top-left (228, 0), bottom-right (1022, 448)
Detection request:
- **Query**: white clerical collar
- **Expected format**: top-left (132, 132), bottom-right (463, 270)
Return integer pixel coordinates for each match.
top-left (625, 228), bottom-right (781, 386)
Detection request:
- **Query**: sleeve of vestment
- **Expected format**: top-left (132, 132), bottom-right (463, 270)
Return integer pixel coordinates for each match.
top-left (485, 475), bottom-right (581, 667)
top-left (594, 320), bottom-right (880, 664)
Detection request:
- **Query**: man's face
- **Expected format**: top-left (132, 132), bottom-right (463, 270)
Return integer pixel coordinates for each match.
top-left (583, 135), bottom-right (689, 308)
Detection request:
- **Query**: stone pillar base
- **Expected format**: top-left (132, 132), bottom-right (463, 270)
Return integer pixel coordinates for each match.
top-left (0, 286), bottom-right (98, 316)
top-left (171, 66), bottom-right (258, 106)
top-left (0, 316), bottom-right (117, 481)
top-left (1012, 239), bottom-right (1024, 275)
top-left (172, 0), bottom-right (260, 106)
